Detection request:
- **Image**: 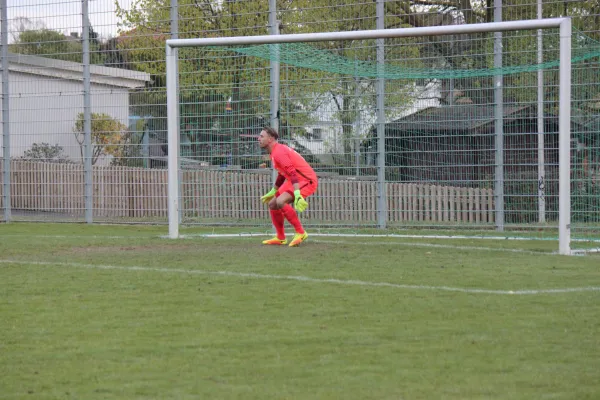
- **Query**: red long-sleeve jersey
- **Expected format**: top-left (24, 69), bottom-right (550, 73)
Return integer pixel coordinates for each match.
top-left (270, 142), bottom-right (317, 186)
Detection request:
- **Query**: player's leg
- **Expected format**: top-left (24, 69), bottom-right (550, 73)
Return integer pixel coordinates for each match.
top-left (299, 180), bottom-right (317, 199)
top-left (263, 181), bottom-right (315, 247)
top-left (283, 204), bottom-right (308, 247)
top-left (262, 189), bottom-right (294, 245)
top-left (276, 181), bottom-right (312, 247)
top-left (275, 182), bottom-right (304, 232)
top-left (261, 208), bottom-right (287, 245)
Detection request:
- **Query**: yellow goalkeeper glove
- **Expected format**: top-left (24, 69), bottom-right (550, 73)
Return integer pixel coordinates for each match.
top-left (261, 187), bottom-right (277, 204)
top-left (293, 189), bottom-right (308, 212)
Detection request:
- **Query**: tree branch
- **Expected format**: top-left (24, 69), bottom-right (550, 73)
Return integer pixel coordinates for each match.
top-left (330, 90), bottom-right (342, 112)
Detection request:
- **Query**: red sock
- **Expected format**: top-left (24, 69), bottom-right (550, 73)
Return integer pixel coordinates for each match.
top-left (270, 209), bottom-right (286, 239)
top-left (281, 204), bottom-right (304, 234)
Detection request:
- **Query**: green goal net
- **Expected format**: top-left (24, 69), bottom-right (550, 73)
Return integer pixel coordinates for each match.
top-left (166, 22), bottom-right (600, 254)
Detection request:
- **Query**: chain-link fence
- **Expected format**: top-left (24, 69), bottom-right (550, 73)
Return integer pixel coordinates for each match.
top-left (1, 0), bottom-right (599, 250)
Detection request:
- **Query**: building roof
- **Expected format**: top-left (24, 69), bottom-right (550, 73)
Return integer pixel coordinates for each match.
top-left (378, 104), bottom-right (598, 146)
top-left (6, 52), bottom-right (150, 89)
top-left (386, 104), bottom-right (540, 134)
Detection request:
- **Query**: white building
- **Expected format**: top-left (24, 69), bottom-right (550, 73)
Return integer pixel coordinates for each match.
top-left (0, 52), bottom-right (150, 164)
top-left (294, 82), bottom-right (441, 164)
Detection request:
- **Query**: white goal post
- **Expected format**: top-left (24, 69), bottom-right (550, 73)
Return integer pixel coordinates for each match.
top-left (165, 18), bottom-right (573, 255)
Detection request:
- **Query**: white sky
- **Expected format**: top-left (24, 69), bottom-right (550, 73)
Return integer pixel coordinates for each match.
top-left (7, 0), bottom-right (135, 41)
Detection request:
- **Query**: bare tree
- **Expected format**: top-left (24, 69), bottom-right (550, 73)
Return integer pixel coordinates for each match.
top-left (9, 16), bottom-right (47, 43)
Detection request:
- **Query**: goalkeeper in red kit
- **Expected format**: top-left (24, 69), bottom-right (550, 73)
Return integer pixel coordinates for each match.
top-left (258, 126), bottom-right (318, 247)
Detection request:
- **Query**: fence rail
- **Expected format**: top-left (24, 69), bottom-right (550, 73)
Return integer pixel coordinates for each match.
top-left (1, 160), bottom-right (495, 224)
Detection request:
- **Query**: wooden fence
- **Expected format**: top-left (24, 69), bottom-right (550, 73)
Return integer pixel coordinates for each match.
top-left (0, 160), bottom-right (495, 224)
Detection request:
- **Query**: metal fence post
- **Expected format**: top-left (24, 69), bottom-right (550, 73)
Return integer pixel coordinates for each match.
top-left (170, 0), bottom-right (181, 226)
top-left (1, 0), bottom-right (10, 222)
top-left (494, 0), bottom-right (505, 231)
top-left (376, 0), bottom-right (387, 229)
top-left (537, 0), bottom-right (546, 223)
top-left (83, 0), bottom-right (93, 223)
top-left (269, 0), bottom-right (280, 133)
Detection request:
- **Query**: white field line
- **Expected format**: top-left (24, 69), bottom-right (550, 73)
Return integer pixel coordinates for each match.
top-left (1, 259), bottom-right (599, 296)
top-left (3, 233), bottom-right (597, 255)
top-left (188, 233), bottom-right (600, 255)
top-left (309, 239), bottom-right (555, 255)
top-left (184, 234), bottom-right (559, 256)
top-left (4, 233), bottom-right (553, 255)
top-left (572, 248), bottom-right (600, 254)
top-left (3, 232), bottom-right (600, 245)
top-left (191, 233), bottom-right (543, 240)
top-left (186, 232), bottom-right (600, 243)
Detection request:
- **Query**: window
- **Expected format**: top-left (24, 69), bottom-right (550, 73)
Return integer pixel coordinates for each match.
top-left (311, 128), bottom-right (322, 141)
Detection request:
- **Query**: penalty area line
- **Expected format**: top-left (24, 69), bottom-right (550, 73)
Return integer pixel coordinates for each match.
top-left (1, 259), bottom-right (599, 296)
top-left (183, 232), bottom-right (600, 244)
top-left (180, 234), bottom-right (558, 255)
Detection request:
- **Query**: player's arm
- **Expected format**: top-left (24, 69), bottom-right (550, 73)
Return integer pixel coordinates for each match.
top-left (261, 174), bottom-right (285, 204)
top-left (292, 185), bottom-right (308, 212)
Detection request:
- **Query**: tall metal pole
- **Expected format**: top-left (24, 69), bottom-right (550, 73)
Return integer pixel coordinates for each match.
top-left (168, 0), bottom-right (180, 238)
top-left (269, 0), bottom-right (280, 133)
top-left (537, 0), bottom-right (546, 223)
top-left (82, 0), bottom-right (93, 223)
top-left (172, 0), bottom-right (182, 225)
top-left (168, 19), bottom-right (570, 48)
top-left (354, 73), bottom-right (361, 177)
top-left (493, 0), bottom-right (504, 231)
top-left (558, 18), bottom-right (572, 255)
top-left (268, 0), bottom-right (280, 235)
top-left (376, 0), bottom-right (387, 229)
top-left (1, 0), bottom-right (10, 222)
top-left (171, 0), bottom-right (178, 41)
top-left (167, 45), bottom-right (179, 239)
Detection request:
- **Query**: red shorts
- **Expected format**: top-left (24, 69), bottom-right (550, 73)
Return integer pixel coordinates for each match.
top-left (277, 180), bottom-right (317, 199)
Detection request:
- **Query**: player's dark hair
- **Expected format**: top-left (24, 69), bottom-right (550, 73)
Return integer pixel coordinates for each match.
top-left (263, 126), bottom-right (279, 140)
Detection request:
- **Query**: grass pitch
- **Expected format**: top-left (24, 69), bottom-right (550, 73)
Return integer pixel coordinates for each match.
top-left (1, 223), bottom-right (599, 399)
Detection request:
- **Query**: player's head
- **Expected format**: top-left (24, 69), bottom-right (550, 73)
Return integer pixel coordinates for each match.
top-left (258, 126), bottom-right (279, 149)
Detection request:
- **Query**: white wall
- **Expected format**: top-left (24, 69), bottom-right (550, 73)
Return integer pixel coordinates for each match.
top-left (295, 83), bottom-right (441, 160)
top-left (0, 71), bottom-right (130, 165)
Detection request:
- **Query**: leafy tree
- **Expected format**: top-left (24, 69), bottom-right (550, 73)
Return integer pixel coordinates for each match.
top-left (115, 0), bottom-right (600, 162)
top-left (384, 0), bottom-right (600, 105)
top-left (73, 113), bottom-right (129, 165)
top-left (271, 2), bottom-right (421, 157)
top-left (10, 27), bottom-right (107, 64)
top-left (8, 16), bottom-right (47, 43)
top-left (10, 29), bottom-right (81, 62)
top-left (116, 0), bottom-right (415, 160)
top-left (99, 36), bottom-right (130, 69)
top-left (115, 0), bottom-right (271, 96)
top-left (115, 0), bottom-right (275, 162)
top-left (21, 143), bottom-right (71, 163)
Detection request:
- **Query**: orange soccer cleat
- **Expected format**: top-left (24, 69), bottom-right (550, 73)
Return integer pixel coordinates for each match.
top-left (288, 232), bottom-right (308, 247)
top-left (262, 237), bottom-right (287, 245)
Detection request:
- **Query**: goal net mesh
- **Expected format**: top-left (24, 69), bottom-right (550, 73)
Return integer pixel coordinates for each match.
top-left (172, 27), bottom-right (600, 250)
